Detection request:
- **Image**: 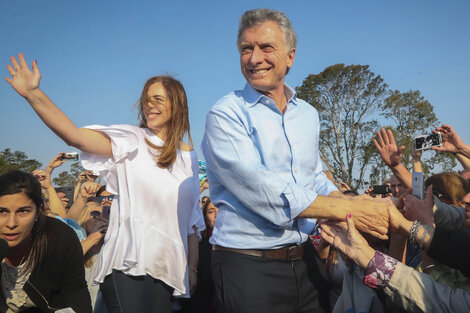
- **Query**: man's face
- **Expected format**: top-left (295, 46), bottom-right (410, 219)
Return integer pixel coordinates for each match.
top-left (239, 21), bottom-right (295, 96)
top-left (389, 175), bottom-right (405, 197)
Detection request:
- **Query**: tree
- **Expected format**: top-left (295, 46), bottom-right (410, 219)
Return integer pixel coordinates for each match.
top-left (52, 162), bottom-right (84, 187)
top-left (296, 64), bottom-right (388, 190)
top-left (0, 148), bottom-right (42, 174)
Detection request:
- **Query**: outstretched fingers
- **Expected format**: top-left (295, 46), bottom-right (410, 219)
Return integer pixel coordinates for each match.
top-left (381, 128), bottom-right (390, 145)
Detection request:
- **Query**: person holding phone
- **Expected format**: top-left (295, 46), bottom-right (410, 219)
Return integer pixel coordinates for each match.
top-left (5, 53), bottom-right (204, 313)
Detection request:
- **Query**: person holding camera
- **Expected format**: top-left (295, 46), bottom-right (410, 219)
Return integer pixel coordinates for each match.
top-left (5, 53), bottom-right (204, 313)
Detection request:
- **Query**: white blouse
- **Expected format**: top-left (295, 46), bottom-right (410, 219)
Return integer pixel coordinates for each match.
top-left (81, 124), bottom-right (205, 297)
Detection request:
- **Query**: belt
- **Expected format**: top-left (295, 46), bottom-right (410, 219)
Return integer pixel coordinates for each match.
top-left (213, 243), bottom-right (306, 261)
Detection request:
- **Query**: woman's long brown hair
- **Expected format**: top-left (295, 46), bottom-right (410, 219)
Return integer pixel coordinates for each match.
top-left (138, 76), bottom-right (193, 168)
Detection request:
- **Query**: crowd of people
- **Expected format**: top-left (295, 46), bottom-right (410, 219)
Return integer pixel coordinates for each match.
top-left (2, 7), bottom-right (470, 313)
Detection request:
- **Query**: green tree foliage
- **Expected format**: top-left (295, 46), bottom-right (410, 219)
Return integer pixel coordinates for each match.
top-left (296, 65), bottom-right (455, 190)
top-left (52, 162), bottom-right (84, 187)
top-left (296, 64), bottom-right (388, 190)
top-left (0, 148), bottom-right (42, 174)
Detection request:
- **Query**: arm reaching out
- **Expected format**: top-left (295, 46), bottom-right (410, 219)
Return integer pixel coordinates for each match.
top-left (433, 124), bottom-right (470, 158)
top-left (373, 128), bottom-right (412, 189)
top-left (5, 53), bottom-right (112, 156)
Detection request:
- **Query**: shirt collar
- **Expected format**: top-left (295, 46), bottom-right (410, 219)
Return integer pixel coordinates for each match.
top-left (242, 83), bottom-right (298, 108)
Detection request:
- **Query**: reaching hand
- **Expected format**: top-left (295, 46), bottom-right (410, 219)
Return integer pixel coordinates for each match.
top-left (79, 181), bottom-right (102, 199)
top-left (32, 169), bottom-right (52, 190)
top-left (320, 214), bottom-right (376, 269)
top-left (432, 124), bottom-right (465, 154)
top-left (349, 197), bottom-right (392, 240)
top-left (5, 53), bottom-right (41, 98)
top-left (77, 172), bottom-right (87, 183)
top-left (373, 128), bottom-right (405, 168)
top-left (46, 152), bottom-right (67, 174)
top-left (403, 185), bottom-right (434, 225)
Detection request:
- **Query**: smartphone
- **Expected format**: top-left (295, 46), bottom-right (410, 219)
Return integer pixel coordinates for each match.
top-left (414, 133), bottom-right (442, 151)
top-left (412, 172), bottom-right (424, 200)
top-left (373, 185), bottom-right (391, 195)
top-left (61, 152), bottom-right (79, 161)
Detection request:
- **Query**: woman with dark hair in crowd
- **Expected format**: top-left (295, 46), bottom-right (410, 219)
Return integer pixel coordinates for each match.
top-left (0, 170), bottom-right (91, 313)
top-left (5, 53), bottom-right (204, 313)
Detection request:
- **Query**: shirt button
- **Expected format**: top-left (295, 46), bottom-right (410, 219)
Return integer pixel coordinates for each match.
top-left (266, 100), bottom-right (270, 104)
top-left (295, 169), bottom-right (298, 173)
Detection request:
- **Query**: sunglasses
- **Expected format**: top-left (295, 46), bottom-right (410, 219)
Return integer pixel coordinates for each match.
top-left (98, 195), bottom-right (114, 203)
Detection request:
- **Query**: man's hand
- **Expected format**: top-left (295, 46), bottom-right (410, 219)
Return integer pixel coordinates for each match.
top-left (433, 124), bottom-right (465, 154)
top-left (350, 197), bottom-right (392, 240)
top-left (79, 181), bottom-right (102, 199)
top-left (32, 169), bottom-right (52, 190)
top-left (373, 128), bottom-right (405, 169)
top-left (403, 185), bottom-right (434, 225)
top-left (46, 152), bottom-right (67, 174)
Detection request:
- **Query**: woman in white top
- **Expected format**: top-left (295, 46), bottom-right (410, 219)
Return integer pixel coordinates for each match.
top-left (5, 53), bottom-right (205, 313)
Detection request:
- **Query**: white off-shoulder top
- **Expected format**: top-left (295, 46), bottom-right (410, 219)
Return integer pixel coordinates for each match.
top-left (81, 124), bottom-right (204, 297)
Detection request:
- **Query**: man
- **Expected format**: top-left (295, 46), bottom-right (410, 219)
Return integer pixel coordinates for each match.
top-left (390, 174), bottom-right (406, 197)
top-left (202, 9), bottom-right (392, 313)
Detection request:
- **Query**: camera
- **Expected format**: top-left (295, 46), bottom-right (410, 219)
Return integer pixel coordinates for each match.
top-left (373, 185), bottom-right (391, 195)
top-left (60, 152), bottom-right (79, 161)
top-left (414, 133), bottom-right (442, 151)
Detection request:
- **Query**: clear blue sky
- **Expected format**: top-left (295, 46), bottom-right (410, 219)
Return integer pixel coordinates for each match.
top-left (1, 0), bottom-right (469, 175)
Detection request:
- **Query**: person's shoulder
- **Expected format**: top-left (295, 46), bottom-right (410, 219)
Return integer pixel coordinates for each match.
top-left (44, 216), bottom-right (80, 243)
top-left (210, 90), bottom-right (245, 112)
top-left (294, 97), bottom-right (320, 116)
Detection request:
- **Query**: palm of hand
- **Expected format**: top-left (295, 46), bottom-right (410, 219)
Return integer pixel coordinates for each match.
top-left (9, 65), bottom-right (40, 97)
top-left (381, 145), bottom-right (401, 167)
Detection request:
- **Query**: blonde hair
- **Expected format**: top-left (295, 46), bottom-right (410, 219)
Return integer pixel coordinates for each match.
top-left (138, 76), bottom-right (193, 168)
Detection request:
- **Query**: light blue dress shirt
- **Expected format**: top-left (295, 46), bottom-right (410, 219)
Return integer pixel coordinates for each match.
top-left (202, 83), bottom-right (338, 249)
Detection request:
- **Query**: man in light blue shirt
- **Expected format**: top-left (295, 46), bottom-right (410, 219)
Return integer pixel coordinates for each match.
top-left (202, 8), bottom-right (391, 313)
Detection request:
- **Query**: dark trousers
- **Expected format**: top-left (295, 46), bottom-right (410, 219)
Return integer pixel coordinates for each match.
top-left (212, 242), bottom-right (330, 313)
top-left (100, 270), bottom-right (174, 313)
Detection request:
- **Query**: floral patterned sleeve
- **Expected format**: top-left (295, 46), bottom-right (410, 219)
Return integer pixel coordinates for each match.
top-left (363, 250), bottom-right (398, 289)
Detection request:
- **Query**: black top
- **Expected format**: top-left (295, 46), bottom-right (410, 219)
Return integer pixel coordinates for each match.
top-left (428, 226), bottom-right (470, 279)
top-left (1, 217), bottom-right (92, 313)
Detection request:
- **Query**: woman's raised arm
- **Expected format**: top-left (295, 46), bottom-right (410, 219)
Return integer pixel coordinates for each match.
top-left (5, 53), bottom-right (112, 157)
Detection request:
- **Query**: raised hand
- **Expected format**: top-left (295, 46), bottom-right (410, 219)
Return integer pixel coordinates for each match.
top-left (80, 181), bottom-right (102, 199)
top-left (32, 169), bottom-right (52, 190)
top-left (46, 152), bottom-right (67, 175)
top-left (5, 53), bottom-right (40, 98)
top-left (433, 124), bottom-right (465, 154)
top-left (373, 128), bottom-right (405, 168)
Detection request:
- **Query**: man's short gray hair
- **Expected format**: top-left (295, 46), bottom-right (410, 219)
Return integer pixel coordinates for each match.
top-left (237, 8), bottom-right (297, 53)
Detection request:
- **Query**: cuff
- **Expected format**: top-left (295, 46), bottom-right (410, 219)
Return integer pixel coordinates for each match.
top-left (363, 251), bottom-right (398, 289)
top-left (282, 182), bottom-right (318, 219)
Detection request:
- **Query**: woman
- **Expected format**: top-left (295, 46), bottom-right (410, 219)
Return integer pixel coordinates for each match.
top-left (0, 170), bottom-right (91, 313)
top-left (320, 202), bottom-right (470, 313)
top-left (5, 53), bottom-right (204, 313)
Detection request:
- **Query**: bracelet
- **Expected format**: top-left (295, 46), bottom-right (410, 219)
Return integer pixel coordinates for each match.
top-left (409, 220), bottom-right (424, 246)
top-left (422, 264), bottom-right (436, 271)
top-left (419, 224), bottom-right (433, 250)
top-left (189, 267), bottom-right (198, 273)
